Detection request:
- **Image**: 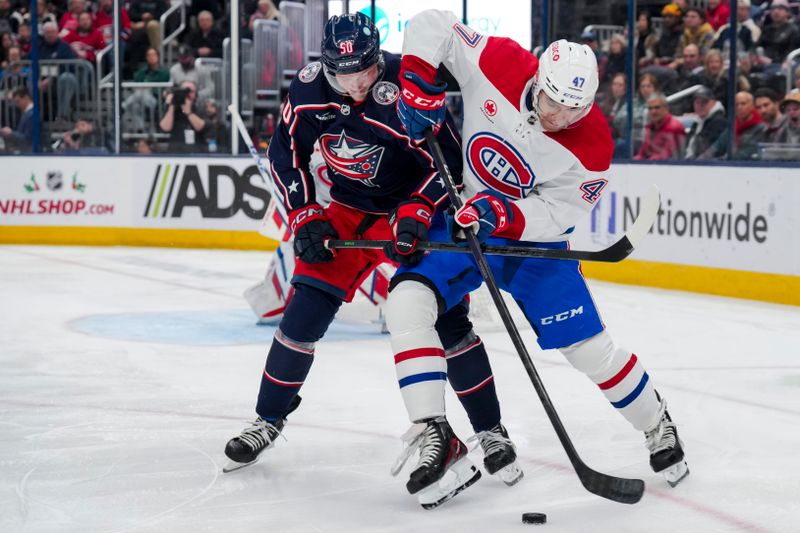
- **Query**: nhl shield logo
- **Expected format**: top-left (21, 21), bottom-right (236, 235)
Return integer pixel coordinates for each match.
top-left (319, 131), bottom-right (384, 187)
top-left (298, 62), bottom-right (322, 83)
top-left (466, 132), bottom-right (535, 199)
top-left (372, 81), bottom-right (399, 105)
top-left (46, 170), bottom-right (63, 191)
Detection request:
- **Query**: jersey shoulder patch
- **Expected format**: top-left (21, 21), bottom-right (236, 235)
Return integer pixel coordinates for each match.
top-left (372, 81), bottom-right (399, 105)
top-left (544, 105), bottom-right (613, 172)
top-left (478, 37), bottom-right (538, 111)
top-left (298, 61), bottom-right (322, 83)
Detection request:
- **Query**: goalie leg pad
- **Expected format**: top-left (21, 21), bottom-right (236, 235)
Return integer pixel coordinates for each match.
top-left (560, 330), bottom-right (659, 431)
top-left (386, 280), bottom-right (447, 423)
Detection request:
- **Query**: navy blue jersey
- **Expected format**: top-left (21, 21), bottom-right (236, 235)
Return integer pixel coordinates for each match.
top-left (266, 52), bottom-right (463, 215)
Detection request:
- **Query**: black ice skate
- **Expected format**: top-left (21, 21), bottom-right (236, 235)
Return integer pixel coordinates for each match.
top-left (645, 392), bottom-right (689, 487)
top-left (470, 423), bottom-right (524, 486)
top-left (223, 395), bottom-right (302, 473)
top-left (392, 416), bottom-right (481, 509)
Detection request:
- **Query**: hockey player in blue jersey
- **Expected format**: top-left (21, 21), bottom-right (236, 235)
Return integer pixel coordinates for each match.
top-left (385, 10), bottom-right (689, 505)
top-left (223, 13), bottom-right (523, 500)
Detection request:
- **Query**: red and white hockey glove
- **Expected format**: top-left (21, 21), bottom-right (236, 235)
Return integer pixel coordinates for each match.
top-left (384, 197), bottom-right (434, 266)
top-left (289, 203), bottom-right (339, 263)
top-left (450, 191), bottom-right (514, 244)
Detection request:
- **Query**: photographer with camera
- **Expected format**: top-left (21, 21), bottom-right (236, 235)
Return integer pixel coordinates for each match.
top-left (159, 79), bottom-right (206, 153)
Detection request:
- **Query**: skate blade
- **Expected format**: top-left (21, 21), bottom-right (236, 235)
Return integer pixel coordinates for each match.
top-left (496, 461), bottom-right (524, 487)
top-left (222, 458), bottom-right (258, 473)
top-left (663, 461), bottom-right (690, 487)
top-left (418, 458), bottom-right (482, 510)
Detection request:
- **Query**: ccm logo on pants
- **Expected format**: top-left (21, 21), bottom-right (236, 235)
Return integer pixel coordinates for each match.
top-left (541, 306), bottom-right (584, 325)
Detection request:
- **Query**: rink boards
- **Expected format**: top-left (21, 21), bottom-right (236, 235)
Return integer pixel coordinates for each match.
top-left (569, 164), bottom-right (800, 306)
top-left (1, 156), bottom-right (798, 305)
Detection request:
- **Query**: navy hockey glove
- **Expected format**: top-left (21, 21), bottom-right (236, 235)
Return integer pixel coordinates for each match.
top-left (290, 204), bottom-right (339, 263)
top-left (448, 191), bottom-right (515, 244)
top-left (384, 197), bottom-right (434, 266)
top-left (397, 71), bottom-right (447, 142)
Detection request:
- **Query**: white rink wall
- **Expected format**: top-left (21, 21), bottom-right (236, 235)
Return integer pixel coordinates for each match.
top-left (1, 156), bottom-right (798, 304)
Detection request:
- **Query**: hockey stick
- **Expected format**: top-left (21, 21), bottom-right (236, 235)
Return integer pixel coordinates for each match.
top-left (327, 188), bottom-right (659, 263)
top-left (228, 105), bottom-right (291, 240)
top-left (425, 129), bottom-right (646, 505)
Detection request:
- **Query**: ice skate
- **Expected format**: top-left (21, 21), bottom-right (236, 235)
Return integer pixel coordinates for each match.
top-left (223, 395), bottom-right (302, 473)
top-left (391, 417), bottom-right (481, 509)
top-left (469, 423), bottom-right (524, 486)
top-left (645, 392), bottom-right (689, 487)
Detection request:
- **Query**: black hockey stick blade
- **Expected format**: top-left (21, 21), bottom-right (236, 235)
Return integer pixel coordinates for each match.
top-left (577, 464), bottom-right (645, 504)
top-left (327, 186), bottom-right (660, 263)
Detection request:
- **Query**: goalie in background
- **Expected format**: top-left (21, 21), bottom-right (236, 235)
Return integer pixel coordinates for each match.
top-left (224, 14), bottom-right (524, 504)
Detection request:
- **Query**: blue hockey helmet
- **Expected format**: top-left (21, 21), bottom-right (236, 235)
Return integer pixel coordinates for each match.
top-left (320, 13), bottom-right (382, 76)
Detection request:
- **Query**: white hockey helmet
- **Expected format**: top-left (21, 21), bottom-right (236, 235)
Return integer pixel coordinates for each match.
top-left (531, 39), bottom-right (599, 130)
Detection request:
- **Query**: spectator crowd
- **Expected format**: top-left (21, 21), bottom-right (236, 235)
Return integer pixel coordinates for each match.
top-left (593, 0), bottom-right (800, 160)
top-left (1, 0), bottom-right (284, 152)
top-left (1, 0), bottom-right (799, 158)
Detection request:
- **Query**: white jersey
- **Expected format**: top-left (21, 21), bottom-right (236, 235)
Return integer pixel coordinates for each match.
top-left (403, 10), bottom-right (614, 242)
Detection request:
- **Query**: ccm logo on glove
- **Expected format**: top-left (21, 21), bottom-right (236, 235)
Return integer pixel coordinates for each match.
top-left (400, 88), bottom-right (446, 110)
top-left (290, 205), bottom-right (325, 232)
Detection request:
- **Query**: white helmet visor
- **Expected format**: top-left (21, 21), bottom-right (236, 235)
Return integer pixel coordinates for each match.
top-left (536, 90), bottom-right (592, 131)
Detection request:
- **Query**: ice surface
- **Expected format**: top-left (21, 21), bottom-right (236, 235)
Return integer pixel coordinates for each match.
top-left (1, 245), bottom-right (798, 533)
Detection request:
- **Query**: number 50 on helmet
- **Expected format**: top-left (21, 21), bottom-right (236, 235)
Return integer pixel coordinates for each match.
top-left (321, 12), bottom-right (384, 79)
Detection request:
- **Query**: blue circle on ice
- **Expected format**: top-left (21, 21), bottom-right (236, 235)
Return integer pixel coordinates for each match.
top-left (70, 309), bottom-right (383, 346)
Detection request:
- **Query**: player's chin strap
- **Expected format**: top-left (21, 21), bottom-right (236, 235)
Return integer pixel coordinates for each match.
top-left (424, 128), bottom-right (647, 505)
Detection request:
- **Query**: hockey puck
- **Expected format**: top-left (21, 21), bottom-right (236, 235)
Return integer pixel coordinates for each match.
top-left (522, 512), bottom-right (547, 525)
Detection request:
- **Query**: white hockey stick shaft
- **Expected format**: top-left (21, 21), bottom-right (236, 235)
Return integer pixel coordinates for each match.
top-left (228, 105), bottom-right (291, 240)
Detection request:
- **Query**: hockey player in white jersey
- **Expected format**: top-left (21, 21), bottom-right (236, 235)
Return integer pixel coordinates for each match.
top-left (386, 9), bottom-right (689, 505)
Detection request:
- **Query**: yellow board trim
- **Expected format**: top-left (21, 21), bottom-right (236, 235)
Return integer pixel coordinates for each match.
top-left (0, 226), bottom-right (279, 251)
top-left (581, 259), bottom-right (800, 307)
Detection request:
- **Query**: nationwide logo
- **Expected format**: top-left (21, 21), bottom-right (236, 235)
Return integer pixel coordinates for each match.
top-left (591, 193), bottom-right (770, 244)
top-left (144, 163), bottom-right (270, 219)
top-left (318, 131), bottom-right (384, 187)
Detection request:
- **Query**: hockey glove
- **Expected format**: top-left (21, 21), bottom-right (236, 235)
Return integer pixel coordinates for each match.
top-left (384, 197), bottom-right (434, 267)
top-left (397, 71), bottom-right (447, 142)
top-left (290, 203), bottom-right (339, 263)
top-left (448, 191), bottom-right (514, 244)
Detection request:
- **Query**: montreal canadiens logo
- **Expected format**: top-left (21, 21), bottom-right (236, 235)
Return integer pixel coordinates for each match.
top-left (299, 62), bottom-right (322, 83)
top-left (466, 132), bottom-right (535, 199)
top-left (319, 131), bottom-right (384, 187)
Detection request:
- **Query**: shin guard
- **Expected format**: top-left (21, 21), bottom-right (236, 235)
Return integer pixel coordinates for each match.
top-left (386, 281), bottom-right (447, 423)
top-left (560, 331), bottom-right (659, 431)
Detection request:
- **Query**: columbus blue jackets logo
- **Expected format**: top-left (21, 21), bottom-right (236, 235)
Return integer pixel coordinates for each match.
top-left (466, 132), bottom-right (535, 199)
top-left (319, 131), bottom-right (385, 187)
